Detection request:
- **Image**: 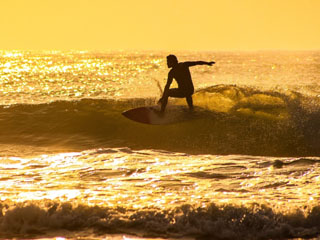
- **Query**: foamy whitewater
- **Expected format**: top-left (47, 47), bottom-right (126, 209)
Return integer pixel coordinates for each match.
top-left (0, 50), bottom-right (319, 239)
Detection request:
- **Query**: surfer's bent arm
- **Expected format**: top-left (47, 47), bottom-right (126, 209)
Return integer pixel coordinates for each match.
top-left (159, 73), bottom-right (173, 102)
top-left (184, 61), bottom-right (215, 67)
top-left (163, 73), bottom-right (173, 95)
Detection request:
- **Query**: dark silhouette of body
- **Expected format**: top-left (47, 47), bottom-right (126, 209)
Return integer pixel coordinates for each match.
top-left (159, 55), bottom-right (215, 112)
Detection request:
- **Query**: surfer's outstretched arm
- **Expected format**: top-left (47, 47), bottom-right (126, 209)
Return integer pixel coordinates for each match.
top-left (184, 61), bottom-right (215, 67)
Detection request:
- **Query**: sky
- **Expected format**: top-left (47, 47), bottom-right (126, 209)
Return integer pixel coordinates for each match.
top-left (0, 0), bottom-right (319, 51)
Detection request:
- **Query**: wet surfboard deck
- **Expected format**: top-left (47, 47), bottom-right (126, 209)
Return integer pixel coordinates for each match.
top-left (122, 106), bottom-right (194, 125)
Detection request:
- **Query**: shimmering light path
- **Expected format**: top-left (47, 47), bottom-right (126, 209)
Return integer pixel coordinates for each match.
top-left (1, 51), bottom-right (319, 105)
top-left (0, 148), bottom-right (318, 214)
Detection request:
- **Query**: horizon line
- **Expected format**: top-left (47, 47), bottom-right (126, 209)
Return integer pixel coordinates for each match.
top-left (1, 48), bottom-right (320, 52)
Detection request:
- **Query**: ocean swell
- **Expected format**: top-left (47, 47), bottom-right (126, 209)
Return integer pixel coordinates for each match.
top-left (0, 85), bottom-right (319, 156)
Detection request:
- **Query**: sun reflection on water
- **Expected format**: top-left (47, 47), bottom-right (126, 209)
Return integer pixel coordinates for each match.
top-left (0, 148), bottom-right (319, 215)
top-left (0, 51), bottom-right (320, 221)
top-left (0, 50), bottom-right (167, 105)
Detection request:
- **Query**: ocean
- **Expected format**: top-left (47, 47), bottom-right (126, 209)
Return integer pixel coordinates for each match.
top-left (0, 50), bottom-right (319, 239)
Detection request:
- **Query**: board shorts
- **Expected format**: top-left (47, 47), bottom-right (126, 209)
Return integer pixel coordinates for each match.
top-left (168, 88), bottom-right (194, 98)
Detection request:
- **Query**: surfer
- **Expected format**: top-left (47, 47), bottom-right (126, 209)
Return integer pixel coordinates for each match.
top-left (158, 54), bottom-right (215, 112)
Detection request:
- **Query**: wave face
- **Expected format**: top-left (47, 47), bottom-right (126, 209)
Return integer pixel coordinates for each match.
top-left (0, 85), bottom-right (319, 156)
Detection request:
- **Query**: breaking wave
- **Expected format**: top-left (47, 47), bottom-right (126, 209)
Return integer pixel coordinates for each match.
top-left (1, 200), bottom-right (319, 239)
top-left (0, 85), bottom-right (319, 156)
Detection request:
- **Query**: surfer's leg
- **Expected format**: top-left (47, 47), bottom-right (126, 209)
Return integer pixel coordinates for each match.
top-left (186, 95), bottom-right (194, 110)
top-left (161, 89), bottom-right (184, 112)
top-left (161, 89), bottom-right (189, 112)
top-left (169, 88), bottom-right (185, 98)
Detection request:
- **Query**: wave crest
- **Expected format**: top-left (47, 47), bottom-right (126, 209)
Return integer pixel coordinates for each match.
top-left (1, 200), bottom-right (319, 239)
top-left (0, 85), bottom-right (319, 156)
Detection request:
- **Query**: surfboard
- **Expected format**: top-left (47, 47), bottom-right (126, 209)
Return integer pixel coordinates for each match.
top-left (122, 106), bottom-right (193, 125)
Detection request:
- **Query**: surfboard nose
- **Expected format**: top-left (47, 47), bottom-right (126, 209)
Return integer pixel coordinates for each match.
top-left (122, 107), bottom-right (152, 124)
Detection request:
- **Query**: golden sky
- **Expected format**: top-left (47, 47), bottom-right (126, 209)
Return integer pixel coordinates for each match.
top-left (1, 0), bottom-right (319, 51)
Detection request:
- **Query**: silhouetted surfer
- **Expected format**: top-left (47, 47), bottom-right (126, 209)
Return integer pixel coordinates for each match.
top-left (158, 55), bottom-right (215, 112)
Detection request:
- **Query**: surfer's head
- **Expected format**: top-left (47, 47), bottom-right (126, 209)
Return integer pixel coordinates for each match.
top-left (166, 55), bottom-right (178, 68)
